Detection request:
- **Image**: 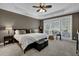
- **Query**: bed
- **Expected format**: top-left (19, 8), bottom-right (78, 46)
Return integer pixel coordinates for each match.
top-left (13, 29), bottom-right (48, 53)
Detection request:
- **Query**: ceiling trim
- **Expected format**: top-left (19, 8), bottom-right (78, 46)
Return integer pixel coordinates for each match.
top-left (42, 12), bottom-right (79, 20)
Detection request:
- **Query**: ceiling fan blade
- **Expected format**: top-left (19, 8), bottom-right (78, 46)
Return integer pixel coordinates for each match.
top-left (37, 9), bottom-right (40, 12)
top-left (32, 6), bottom-right (40, 8)
top-left (45, 5), bottom-right (52, 8)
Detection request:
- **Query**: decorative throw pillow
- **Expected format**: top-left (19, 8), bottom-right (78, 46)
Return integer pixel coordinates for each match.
top-left (19, 30), bottom-right (26, 34)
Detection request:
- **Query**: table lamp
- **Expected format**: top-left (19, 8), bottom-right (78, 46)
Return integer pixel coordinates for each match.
top-left (6, 26), bottom-right (12, 36)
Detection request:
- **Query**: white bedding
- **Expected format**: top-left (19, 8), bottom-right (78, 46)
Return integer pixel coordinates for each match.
top-left (14, 33), bottom-right (47, 50)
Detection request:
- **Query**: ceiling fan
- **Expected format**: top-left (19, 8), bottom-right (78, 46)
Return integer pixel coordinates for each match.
top-left (32, 3), bottom-right (52, 12)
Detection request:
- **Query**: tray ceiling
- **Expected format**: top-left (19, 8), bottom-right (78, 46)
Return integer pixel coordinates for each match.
top-left (0, 3), bottom-right (79, 20)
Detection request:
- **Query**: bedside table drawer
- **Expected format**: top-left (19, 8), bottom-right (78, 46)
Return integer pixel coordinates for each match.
top-left (4, 35), bottom-right (14, 46)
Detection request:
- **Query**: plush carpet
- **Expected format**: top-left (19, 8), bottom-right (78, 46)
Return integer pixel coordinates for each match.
top-left (0, 40), bottom-right (77, 56)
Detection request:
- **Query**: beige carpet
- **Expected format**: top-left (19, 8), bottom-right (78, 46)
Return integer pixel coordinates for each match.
top-left (0, 40), bottom-right (77, 56)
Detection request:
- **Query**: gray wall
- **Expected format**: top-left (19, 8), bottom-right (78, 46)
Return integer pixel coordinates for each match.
top-left (0, 9), bottom-right (40, 29)
top-left (0, 9), bottom-right (40, 42)
top-left (72, 13), bottom-right (79, 40)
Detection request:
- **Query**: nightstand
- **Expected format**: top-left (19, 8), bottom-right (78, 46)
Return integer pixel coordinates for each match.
top-left (4, 35), bottom-right (14, 46)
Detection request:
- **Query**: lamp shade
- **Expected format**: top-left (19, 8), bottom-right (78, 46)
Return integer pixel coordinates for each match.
top-left (6, 26), bottom-right (12, 35)
top-left (6, 26), bottom-right (12, 30)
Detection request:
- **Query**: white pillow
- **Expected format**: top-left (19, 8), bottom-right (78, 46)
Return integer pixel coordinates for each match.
top-left (34, 29), bottom-right (39, 33)
top-left (15, 30), bottom-right (20, 34)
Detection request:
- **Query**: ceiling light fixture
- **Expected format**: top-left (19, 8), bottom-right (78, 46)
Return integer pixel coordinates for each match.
top-left (38, 8), bottom-right (46, 12)
top-left (32, 3), bottom-right (52, 12)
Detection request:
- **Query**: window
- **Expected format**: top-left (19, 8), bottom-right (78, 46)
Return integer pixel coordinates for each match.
top-left (44, 15), bottom-right (72, 40)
